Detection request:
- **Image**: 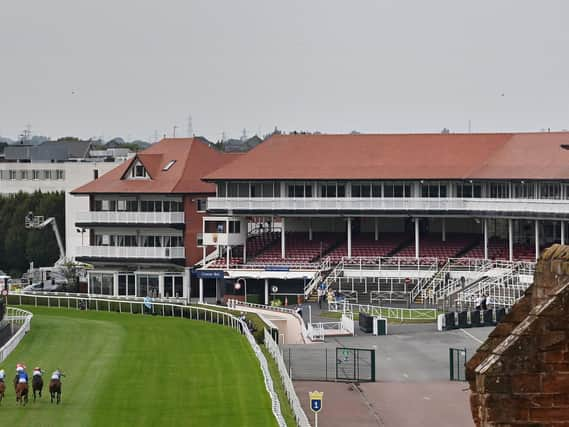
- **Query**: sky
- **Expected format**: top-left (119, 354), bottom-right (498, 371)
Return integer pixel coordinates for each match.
top-left (0, 0), bottom-right (568, 142)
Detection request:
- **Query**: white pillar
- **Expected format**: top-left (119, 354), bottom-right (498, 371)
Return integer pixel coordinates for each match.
top-left (183, 267), bottom-right (191, 301)
top-left (442, 218), bottom-right (446, 242)
top-left (113, 272), bottom-right (119, 296)
top-left (264, 279), bottom-right (269, 305)
top-left (535, 219), bottom-right (539, 260)
top-left (562, 221), bottom-right (566, 245)
top-left (508, 219), bottom-right (513, 262)
top-left (281, 217), bottom-right (286, 258)
top-left (226, 245), bottom-right (230, 269)
top-left (158, 274), bottom-right (164, 298)
top-left (483, 219), bottom-right (488, 259)
top-left (199, 278), bottom-right (204, 303)
top-left (347, 217), bottom-right (352, 258)
top-left (202, 246), bottom-right (206, 264)
top-left (415, 218), bottom-right (420, 259)
top-left (243, 242), bottom-right (247, 264)
top-left (374, 217), bottom-right (379, 241)
top-left (309, 218), bottom-right (313, 241)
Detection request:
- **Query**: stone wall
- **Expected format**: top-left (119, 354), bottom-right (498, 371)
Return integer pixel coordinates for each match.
top-left (467, 244), bottom-right (569, 426)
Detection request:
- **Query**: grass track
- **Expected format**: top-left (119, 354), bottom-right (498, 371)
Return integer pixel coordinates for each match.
top-left (0, 307), bottom-right (277, 427)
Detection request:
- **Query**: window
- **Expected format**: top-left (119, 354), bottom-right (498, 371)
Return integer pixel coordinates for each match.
top-left (101, 200), bottom-right (110, 211)
top-left (8, 170), bottom-right (16, 180)
top-left (163, 160), bottom-right (176, 171)
top-left (196, 199), bottom-right (207, 212)
top-left (89, 273), bottom-right (114, 295)
top-left (118, 274), bottom-right (136, 296)
top-left (456, 182), bottom-right (482, 198)
top-left (32, 170), bottom-right (40, 180)
top-left (55, 170), bottom-right (64, 180)
top-left (117, 200), bottom-right (127, 211)
top-left (489, 182), bottom-right (509, 199)
top-left (352, 182), bottom-right (372, 197)
top-left (319, 182), bottom-right (345, 198)
top-left (384, 182), bottom-right (412, 198)
top-left (126, 200), bottom-right (138, 211)
top-left (137, 275), bottom-right (159, 297)
top-left (164, 276), bottom-right (183, 298)
top-left (513, 182), bottom-right (535, 199)
top-left (205, 221), bottom-right (226, 233)
top-left (421, 182), bottom-right (448, 198)
top-left (197, 232), bottom-right (203, 246)
top-left (229, 221), bottom-right (241, 233)
top-left (217, 182), bottom-right (227, 197)
top-left (540, 182), bottom-right (561, 199)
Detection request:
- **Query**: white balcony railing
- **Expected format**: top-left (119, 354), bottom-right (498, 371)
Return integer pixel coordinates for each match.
top-left (207, 197), bottom-right (569, 216)
top-left (76, 211), bottom-right (184, 224)
top-left (75, 246), bottom-right (185, 259)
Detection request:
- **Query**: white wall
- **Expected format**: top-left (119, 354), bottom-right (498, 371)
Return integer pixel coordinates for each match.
top-left (0, 161), bottom-right (121, 260)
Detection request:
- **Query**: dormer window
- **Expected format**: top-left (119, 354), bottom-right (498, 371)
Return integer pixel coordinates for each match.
top-left (163, 160), bottom-right (176, 171)
top-left (134, 164), bottom-right (147, 177)
top-left (125, 159), bottom-right (150, 180)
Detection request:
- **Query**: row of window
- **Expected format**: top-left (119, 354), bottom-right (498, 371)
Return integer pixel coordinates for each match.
top-left (204, 220), bottom-right (241, 234)
top-left (0, 169), bottom-right (65, 180)
top-left (94, 199), bottom-right (185, 212)
top-left (94, 234), bottom-right (184, 247)
top-left (90, 273), bottom-right (183, 298)
top-left (93, 199), bottom-right (208, 212)
top-left (217, 181), bottom-right (569, 200)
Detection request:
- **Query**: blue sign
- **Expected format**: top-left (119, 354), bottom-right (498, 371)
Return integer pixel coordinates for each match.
top-left (264, 266), bottom-right (290, 272)
top-left (309, 391), bottom-right (323, 413)
top-left (194, 270), bottom-right (225, 279)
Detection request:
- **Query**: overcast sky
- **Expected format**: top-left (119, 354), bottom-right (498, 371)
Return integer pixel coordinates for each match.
top-left (1, 0), bottom-right (568, 141)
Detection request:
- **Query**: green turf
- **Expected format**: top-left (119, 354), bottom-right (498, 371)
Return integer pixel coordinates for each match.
top-left (0, 307), bottom-right (278, 427)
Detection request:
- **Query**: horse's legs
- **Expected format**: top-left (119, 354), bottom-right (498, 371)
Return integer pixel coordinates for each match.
top-left (57, 391), bottom-right (61, 404)
top-left (33, 389), bottom-right (36, 402)
top-left (50, 391), bottom-right (54, 404)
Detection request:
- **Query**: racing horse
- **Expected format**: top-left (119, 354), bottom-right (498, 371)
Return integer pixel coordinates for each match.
top-left (32, 373), bottom-right (44, 402)
top-left (0, 379), bottom-right (5, 405)
top-left (49, 371), bottom-right (64, 404)
top-left (14, 377), bottom-right (28, 406)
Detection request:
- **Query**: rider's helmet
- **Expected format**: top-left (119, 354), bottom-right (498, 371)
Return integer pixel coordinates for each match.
top-left (16, 363), bottom-right (24, 372)
top-left (0, 369), bottom-right (5, 376)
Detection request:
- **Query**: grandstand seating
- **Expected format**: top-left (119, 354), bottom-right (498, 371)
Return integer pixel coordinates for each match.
top-left (462, 237), bottom-right (507, 259)
top-left (394, 233), bottom-right (480, 259)
top-left (252, 232), bottom-right (340, 265)
top-left (326, 233), bottom-right (410, 262)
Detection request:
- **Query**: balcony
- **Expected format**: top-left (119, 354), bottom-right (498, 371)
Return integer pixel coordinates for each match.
top-left (75, 246), bottom-right (185, 260)
top-left (207, 197), bottom-right (569, 218)
top-left (76, 211), bottom-right (184, 225)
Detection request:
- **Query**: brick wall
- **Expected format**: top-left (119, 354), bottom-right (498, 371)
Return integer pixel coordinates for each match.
top-left (467, 244), bottom-right (569, 426)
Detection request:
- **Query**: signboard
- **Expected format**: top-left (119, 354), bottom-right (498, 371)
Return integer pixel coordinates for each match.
top-left (309, 390), bottom-right (323, 413)
top-left (194, 270), bottom-right (225, 279)
top-left (1, 289), bottom-right (8, 297)
top-left (264, 266), bottom-right (290, 272)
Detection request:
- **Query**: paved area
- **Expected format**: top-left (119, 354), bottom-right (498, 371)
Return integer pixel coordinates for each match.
top-left (295, 381), bottom-right (474, 427)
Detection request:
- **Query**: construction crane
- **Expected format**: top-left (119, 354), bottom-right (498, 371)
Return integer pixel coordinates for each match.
top-left (25, 211), bottom-right (65, 265)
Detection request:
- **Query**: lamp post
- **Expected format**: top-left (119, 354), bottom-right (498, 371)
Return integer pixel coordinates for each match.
top-left (234, 277), bottom-right (247, 303)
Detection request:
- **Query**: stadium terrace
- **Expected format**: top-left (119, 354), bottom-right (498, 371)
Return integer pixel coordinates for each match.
top-left (71, 132), bottom-right (569, 303)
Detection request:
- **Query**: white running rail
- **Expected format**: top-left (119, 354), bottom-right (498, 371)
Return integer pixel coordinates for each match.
top-left (328, 301), bottom-right (437, 321)
top-left (264, 329), bottom-right (312, 427)
top-left (0, 307), bottom-right (33, 363)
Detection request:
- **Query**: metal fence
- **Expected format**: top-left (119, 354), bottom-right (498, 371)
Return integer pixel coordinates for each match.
top-left (0, 307), bottom-right (33, 362)
top-left (7, 294), bottom-right (287, 427)
top-left (280, 344), bottom-right (375, 383)
top-left (264, 329), bottom-right (312, 427)
top-left (328, 301), bottom-right (438, 321)
top-left (449, 347), bottom-right (467, 381)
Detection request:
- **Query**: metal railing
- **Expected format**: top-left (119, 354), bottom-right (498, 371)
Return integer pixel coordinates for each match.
top-left (76, 211), bottom-right (184, 224)
top-left (7, 294), bottom-right (286, 427)
top-left (264, 329), bottom-right (311, 427)
top-left (75, 246), bottom-right (185, 259)
top-left (15, 290), bottom-right (188, 306)
top-left (328, 301), bottom-right (438, 321)
top-left (0, 307), bottom-right (33, 362)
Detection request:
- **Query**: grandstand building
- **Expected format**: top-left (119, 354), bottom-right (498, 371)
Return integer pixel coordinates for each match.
top-left (71, 138), bottom-right (238, 299)
top-left (198, 132), bottom-right (569, 305)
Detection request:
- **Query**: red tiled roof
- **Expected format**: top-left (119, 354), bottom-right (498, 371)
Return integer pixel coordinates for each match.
top-left (72, 138), bottom-right (240, 194)
top-left (203, 132), bottom-right (569, 181)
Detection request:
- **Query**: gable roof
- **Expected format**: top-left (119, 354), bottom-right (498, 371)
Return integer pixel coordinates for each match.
top-left (72, 138), bottom-right (240, 194)
top-left (203, 132), bottom-right (569, 181)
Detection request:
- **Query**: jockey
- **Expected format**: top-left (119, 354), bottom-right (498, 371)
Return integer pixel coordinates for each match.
top-left (51, 369), bottom-right (64, 381)
top-left (33, 367), bottom-right (43, 377)
top-left (0, 368), bottom-right (5, 382)
top-left (16, 365), bottom-right (28, 384)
